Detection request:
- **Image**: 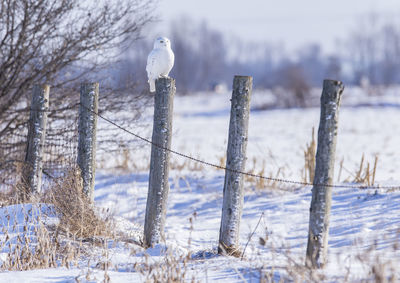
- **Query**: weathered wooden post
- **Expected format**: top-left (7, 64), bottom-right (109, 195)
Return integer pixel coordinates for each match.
top-left (218, 75), bottom-right (252, 256)
top-left (144, 77), bottom-right (176, 248)
top-left (306, 79), bottom-right (344, 268)
top-left (77, 82), bottom-right (99, 203)
top-left (24, 84), bottom-right (50, 197)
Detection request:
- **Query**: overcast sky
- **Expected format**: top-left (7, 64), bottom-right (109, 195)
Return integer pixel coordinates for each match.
top-left (157, 0), bottom-right (400, 54)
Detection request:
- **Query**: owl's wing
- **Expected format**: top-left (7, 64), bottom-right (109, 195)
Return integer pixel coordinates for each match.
top-left (168, 50), bottom-right (175, 72)
top-left (146, 51), bottom-right (157, 80)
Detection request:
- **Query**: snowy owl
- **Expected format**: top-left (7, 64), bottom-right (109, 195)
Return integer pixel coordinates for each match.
top-left (146, 37), bottom-right (175, 92)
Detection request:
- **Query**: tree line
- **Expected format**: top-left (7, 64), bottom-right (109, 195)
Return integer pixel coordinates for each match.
top-left (119, 14), bottom-right (400, 96)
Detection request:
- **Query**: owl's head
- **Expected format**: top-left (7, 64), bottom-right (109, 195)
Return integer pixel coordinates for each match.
top-left (154, 37), bottom-right (171, 49)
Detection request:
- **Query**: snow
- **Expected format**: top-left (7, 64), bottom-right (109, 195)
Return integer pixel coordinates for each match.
top-left (1, 88), bottom-right (400, 281)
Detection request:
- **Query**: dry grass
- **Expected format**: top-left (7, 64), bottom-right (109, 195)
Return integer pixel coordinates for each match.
top-left (337, 157), bottom-right (344, 183)
top-left (256, 237), bottom-right (399, 283)
top-left (0, 166), bottom-right (116, 271)
top-left (44, 167), bottom-right (113, 239)
top-left (303, 127), bottom-right (316, 184)
top-left (245, 157), bottom-right (267, 190)
top-left (244, 157), bottom-right (287, 191)
top-left (99, 146), bottom-right (207, 173)
top-left (118, 147), bottom-right (131, 171)
top-left (0, 187), bottom-right (18, 207)
top-left (170, 157), bottom-right (204, 172)
top-left (301, 128), bottom-right (379, 189)
top-left (342, 154), bottom-right (379, 187)
top-left (0, 162), bottom-right (30, 206)
top-left (0, 203), bottom-right (80, 271)
top-left (352, 154), bottom-right (379, 186)
top-left (1, 210), bottom-right (56, 270)
top-left (134, 252), bottom-right (195, 283)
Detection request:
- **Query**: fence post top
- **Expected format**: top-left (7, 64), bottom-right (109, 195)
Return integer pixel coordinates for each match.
top-left (80, 82), bottom-right (99, 87)
top-left (155, 77), bottom-right (176, 93)
top-left (234, 75), bottom-right (253, 80)
top-left (155, 77), bottom-right (175, 83)
top-left (33, 84), bottom-right (50, 91)
top-left (323, 79), bottom-right (344, 89)
top-left (322, 79), bottom-right (344, 101)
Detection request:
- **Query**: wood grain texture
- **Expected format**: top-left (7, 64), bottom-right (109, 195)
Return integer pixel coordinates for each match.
top-left (144, 77), bottom-right (176, 247)
top-left (77, 82), bottom-right (99, 203)
top-left (219, 75), bottom-right (252, 255)
top-left (24, 84), bottom-right (50, 196)
top-left (306, 79), bottom-right (344, 268)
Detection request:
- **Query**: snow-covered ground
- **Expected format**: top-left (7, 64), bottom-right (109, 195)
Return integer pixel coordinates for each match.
top-left (1, 87), bottom-right (400, 282)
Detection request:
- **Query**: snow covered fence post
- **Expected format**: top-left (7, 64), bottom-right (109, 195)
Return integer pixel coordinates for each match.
top-left (218, 75), bottom-right (252, 256)
top-left (144, 77), bottom-right (176, 248)
top-left (306, 79), bottom-right (344, 268)
top-left (77, 82), bottom-right (99, 203)
top-left (24, 84), bottom-right (50, 197)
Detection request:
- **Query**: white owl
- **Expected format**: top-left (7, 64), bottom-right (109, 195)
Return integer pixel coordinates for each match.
top-left (146, 37), bottom-right (175, 92)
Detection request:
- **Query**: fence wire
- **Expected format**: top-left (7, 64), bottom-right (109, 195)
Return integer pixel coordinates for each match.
top-left (1, 104), bottom-right (400, 191)
top-left (0, 103), bottom-right (146, 190)
top-left (0, 105), bottom-right (78, 190)
top-left (80, 104), bottom-right (400, 191)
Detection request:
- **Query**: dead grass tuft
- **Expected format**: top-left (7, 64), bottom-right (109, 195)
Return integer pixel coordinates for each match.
top-left (303, 127), bottom-right (316, 184)
top-left (0, 162), bottom-right (30, 206)
top-left (0, 203), bottom-right (81, 271)
top-left (244, 157), bottom-right (286, 191)
top-left (0, 187), bottom-right (18, 207)
top-left (133, 249), bottom-right (197, 283)
top-left (342, 154), bottom-right (379, 187)
top-left (0, 164), bottom-right (119, 272)
top-left (352, 154), bottom-right (379, 186)
top-left (170, 157), bottom-right (204, 172)
top-left (44, 167), bottom-right (113, 239)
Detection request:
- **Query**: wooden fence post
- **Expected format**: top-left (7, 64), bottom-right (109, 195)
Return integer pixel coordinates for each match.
top-left (144, 77), bottom-right (176, 248)
top-left (218, 75), bottom-right (252, 256)
top-left (24, 84), bottom-right (50, 197)
top-left (77, 82), bottom-right (99, 203)
top-left (306, 79), bottom-right (344, 268)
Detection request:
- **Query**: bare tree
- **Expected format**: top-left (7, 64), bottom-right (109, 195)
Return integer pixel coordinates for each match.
top-left (276, 62), bottom-right (310, 108)
top-left (117, 39), bottom-right (152, 93)
top-left (381, 24), bottom-right (400, 85)
top-left (297, 44), bottom-right (325, 86)
top-left (345, 13), bottom-right (400, 86)
top-left (169, 17), bottom-right (198, 94)
top-left (325, 55), bottom-right (342, 81)
top-left (168, 17), bottom-right (227, 93)
top-left (0, 0), bottom-right (155, 139)
top-left (346, 13), bottom-right (380, 85)
top-left (194, 21), bottom-right (227, 90)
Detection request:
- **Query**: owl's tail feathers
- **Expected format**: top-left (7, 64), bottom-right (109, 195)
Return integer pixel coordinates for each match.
top-left (149, 79), bottom-right (156, 92)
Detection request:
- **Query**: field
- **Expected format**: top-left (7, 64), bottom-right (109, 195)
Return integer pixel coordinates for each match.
top-left (1, 87), bottom-right (400, 282)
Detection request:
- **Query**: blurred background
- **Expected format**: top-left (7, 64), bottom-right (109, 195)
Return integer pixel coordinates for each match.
top-left (120, 0), bottom-right (400, 101)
